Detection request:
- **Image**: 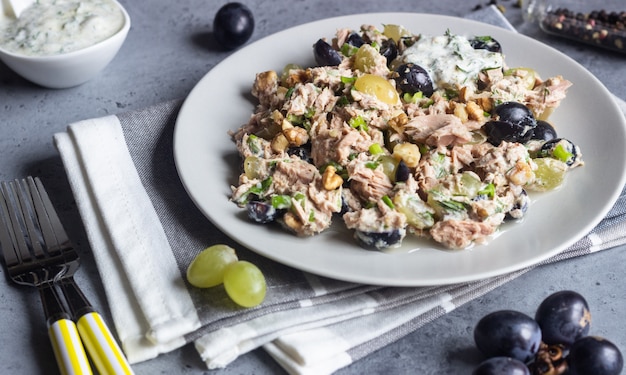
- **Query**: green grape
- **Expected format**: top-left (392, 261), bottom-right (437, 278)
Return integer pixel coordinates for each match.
top-left (382, 24), bottom-right (410, 42)
top-left (353, 44), bottom-right (380, 72)
top-left (243, 156), bottom-right (264, 179)
top-left (504, 67), bottom-right (537, 90)
top-left (394, 192), bottom-right (435, 230)
top-left (531, 157), bottom-right (568, 191)
top-left (354, 74), bottom-right (399, 105)
top-left (223, 261), bottom-right (267, 307)
top-left (186, 244), bottom-right (238, 288)
top-left (377, 154), bottom-right (399, 182)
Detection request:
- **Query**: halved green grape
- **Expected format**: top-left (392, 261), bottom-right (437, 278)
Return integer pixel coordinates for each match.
top-left (223, 261), bottom-right (267, 307)
top-left (504, 67), bottom-right (537, 90)
top-left (378, 155), bottom-right (399, 182)
top-left (531, 157), bottom-right (568, 191)
top-left (353, 44), bottom-right (380, 72)
top-left (186, 245), bottom-right (239, 288)
top-left (393, 191), bottom-right (435, 229)
top-left (382, 24), bottom-right (411, 42)
top-left (354, 74), bottom-right (399, 105)
top-left (453, 172), bottom-right (483, 199)
top-left (243, 156), bottom-right (264, 179)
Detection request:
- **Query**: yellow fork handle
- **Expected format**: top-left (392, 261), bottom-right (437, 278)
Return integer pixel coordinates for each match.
top-left (76, 311), bottom-right (135, 375)
top-left (48, 318), bottom-right (93, 375)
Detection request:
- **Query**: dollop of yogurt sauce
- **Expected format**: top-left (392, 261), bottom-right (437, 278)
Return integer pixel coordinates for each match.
top-left (400, 33), bottom-right (503, 91)
top-left (0, 0), bottom-right (125, 56)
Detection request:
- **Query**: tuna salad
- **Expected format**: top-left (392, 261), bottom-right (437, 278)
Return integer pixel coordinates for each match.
top-left (229, 25), bottom-right (583, 250)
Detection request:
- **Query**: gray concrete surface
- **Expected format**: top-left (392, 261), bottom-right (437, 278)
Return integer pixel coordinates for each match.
top-left (1, 1), bottom-right (625, 374)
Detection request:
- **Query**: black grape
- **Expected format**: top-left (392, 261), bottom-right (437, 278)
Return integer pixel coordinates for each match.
top-left (354, 229), bottom-right (404, 250)
top-left (394, 63), bottom-right (434, 97)
top-left (535, 290), bottom-right (591, 347)
top-left (213, 3), bottom-right (254, 50)
top-left (314, 39), bottom-right (342, 66)
top-left (528, 120), bottom-right (557, 141)
top-left (474, 310), bottom-right (542, 363)
top-left (473, 357), bottom-right (530, 375)
top-left (568, 336), bottom-right (624, 375)
top-left (247, 200), bottom-right (279, 223)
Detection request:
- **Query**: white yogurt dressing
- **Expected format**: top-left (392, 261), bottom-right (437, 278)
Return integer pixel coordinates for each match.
top-left (0, 0), bottom-right (125, 56)
top-left (401, 33), bottom-right (503, 91)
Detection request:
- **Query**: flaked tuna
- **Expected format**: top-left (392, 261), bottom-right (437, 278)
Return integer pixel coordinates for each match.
top-left (403, 114), bottom-right (476, 147)
top-left (430, 218), bottom-right (498, 249)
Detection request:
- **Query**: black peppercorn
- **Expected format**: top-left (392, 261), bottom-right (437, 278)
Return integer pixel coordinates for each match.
top-left (538, 7), bottom-right (626, 53)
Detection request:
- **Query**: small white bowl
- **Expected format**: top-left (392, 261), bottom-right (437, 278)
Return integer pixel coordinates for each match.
top-left (0, 0), bottom-right (131, 89)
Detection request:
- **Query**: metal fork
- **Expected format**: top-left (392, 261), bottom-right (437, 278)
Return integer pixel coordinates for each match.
top-left (0, 178), bottom-right (92, 375)
top-left (1, 177), bottom-right (135, 375)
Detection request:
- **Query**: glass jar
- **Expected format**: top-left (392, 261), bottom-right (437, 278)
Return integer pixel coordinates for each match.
top-left (522, 0), bottom-right (626, 54)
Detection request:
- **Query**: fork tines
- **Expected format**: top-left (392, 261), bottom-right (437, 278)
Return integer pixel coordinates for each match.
top-left (0, 177), bottom-right (68, 283)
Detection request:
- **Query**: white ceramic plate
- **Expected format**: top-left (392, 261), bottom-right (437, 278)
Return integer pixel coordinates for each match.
top-left (174, 13), bottom-right (626, 286)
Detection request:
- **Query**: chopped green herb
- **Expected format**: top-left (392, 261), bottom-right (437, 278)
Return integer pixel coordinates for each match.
top-left (365, 161), bottom-right (379, 169)
top-left (553, 144), bottom-right (573, 163)
top-left (474, 35), bottom-right (494, 43)
top-left (432, 152), bottom-right (446, 163)
top-left (443, 89), bottom-right (458, 99)
top-left (478, 183), bottom-right (495, 198)
top-left (421, 99), bottom-right (435, 108)
top-left (304, 107), bottom-right (315, 119)
top-left (237, 176), bottom-right (273, 204)
top-left (340, 43), bottom-right (358, 57)
top-left (287, 113), bottom-right (303, 125)
top-left (255, 177), bottom-right (273, 194)
top-left (403, 91), bottom-right (423, 103)
top-left (439, 199), bottom-right (467, 212)
top-left (431, 152), bottom-right (448, 178)
top-left (369, 143), bottom-right (384, 155)
top-left (336, 95), bottom-right (350, 107)
top-left (271, 195), bottom-right (292, 209)
top-left (292, 192), bottom-right (307, 209)
top-left (382, 195), bottom-right (395, 209)
top-left (349, 116), bottom-right (368, 132)
top-left (247, 134), bottom-right (261, 154)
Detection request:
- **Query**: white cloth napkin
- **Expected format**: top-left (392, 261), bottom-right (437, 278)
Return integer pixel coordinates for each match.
top-left (54, 117), bottom-right (199, 361)
top-left (53, 6), bottom-right (626, 375)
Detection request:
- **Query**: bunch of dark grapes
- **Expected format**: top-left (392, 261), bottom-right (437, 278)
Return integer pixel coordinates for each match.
top-left (472, 290), bottom-right (624, 375)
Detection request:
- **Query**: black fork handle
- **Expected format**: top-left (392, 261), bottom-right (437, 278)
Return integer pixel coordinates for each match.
top-left (39, 282), bottom-right (92, 375)
top-left (59, 278), bottom-right (135, 375)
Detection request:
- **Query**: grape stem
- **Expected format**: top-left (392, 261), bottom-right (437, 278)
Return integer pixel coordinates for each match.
top-left (528, 341), bottom-right (568, 375)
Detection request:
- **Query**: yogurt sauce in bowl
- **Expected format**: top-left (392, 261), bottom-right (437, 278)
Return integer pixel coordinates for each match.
top-left (0, 0), bottom-right (130, 88)
top-left (0, 0), bottom-right (126, 56)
